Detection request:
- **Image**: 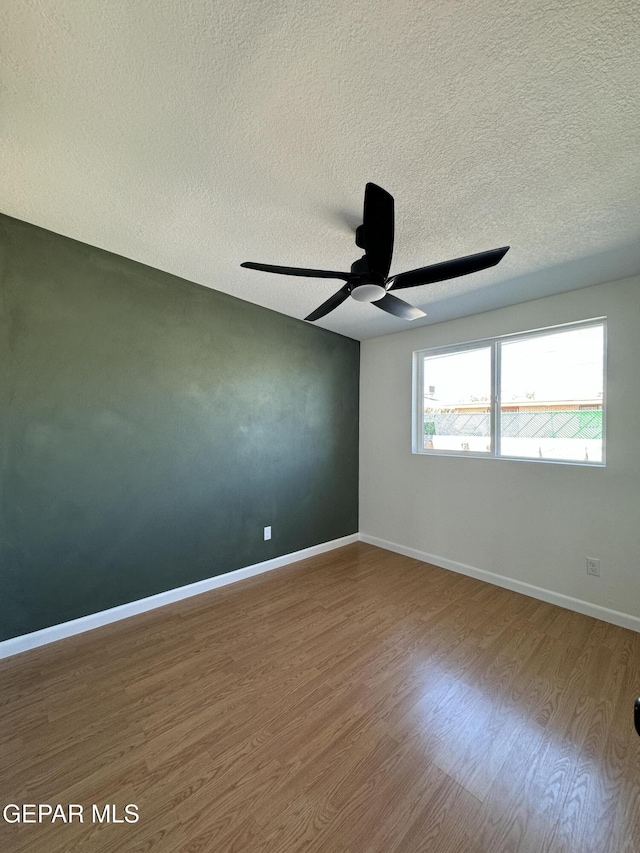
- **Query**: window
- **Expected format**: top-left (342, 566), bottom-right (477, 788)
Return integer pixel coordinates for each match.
top-left (413, 319), bottom-right (605, 465)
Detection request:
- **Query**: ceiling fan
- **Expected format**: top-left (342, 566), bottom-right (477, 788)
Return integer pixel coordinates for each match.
top-left (241, 183), bottom-right (509, 322)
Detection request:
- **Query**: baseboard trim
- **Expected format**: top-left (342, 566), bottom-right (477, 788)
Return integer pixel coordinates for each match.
top-left (359, 533), bottom-right (640, 633)
top-left (5, 530), bottom-right (636, 660)
top-left (0, 533), bottom-right (360, 660)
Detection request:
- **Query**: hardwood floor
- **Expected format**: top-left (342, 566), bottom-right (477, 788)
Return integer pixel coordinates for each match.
top-left (1, 542), bottom-right (639, 852)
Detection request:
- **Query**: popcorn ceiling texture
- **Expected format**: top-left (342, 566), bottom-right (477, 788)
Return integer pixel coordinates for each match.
top-left (1, 0), bottom-right (639, 339)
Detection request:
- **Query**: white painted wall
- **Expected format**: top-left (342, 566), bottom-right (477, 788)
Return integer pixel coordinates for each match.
top-left (359, 276), bottom-right (640, 625)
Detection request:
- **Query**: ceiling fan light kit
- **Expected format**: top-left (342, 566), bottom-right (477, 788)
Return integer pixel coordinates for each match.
top-left (350, 283), bottom-right (387, 303)
top-left (241, 183), bottom-right (509, 323)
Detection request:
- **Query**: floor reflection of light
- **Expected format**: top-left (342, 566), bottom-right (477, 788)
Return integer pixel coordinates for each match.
top-left (404, 673), bottom-right (571, 777)
top-left (402, 668), bottom-right (619, 849)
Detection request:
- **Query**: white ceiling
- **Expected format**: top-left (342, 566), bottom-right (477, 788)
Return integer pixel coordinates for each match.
top-left (2, 1), bottom-right (639, 340)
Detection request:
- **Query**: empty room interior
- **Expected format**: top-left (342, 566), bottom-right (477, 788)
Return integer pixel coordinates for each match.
top-left (1, 2), bottom-right (639, 852)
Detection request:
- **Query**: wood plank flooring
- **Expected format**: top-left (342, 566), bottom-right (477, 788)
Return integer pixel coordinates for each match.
top-left (1, 542), bottom-right (639, 852)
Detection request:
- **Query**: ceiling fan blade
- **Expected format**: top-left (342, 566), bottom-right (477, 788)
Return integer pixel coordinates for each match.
top-left (362, 183), bottom-right (394, 280)
top-left (241, 262), bottom-right (351, 281)
top-left (388, 246), bottom-right (510, 290)
top-left (304, 284), bottom-right (352, 322)
top-left (373, 293), bottom-right (426, 320)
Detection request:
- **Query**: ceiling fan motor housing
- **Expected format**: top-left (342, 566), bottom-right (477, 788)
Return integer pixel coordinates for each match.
top-left (349, 255), bottom-right (371, 276)
top-left (349, 254), bottom-right (387, 302)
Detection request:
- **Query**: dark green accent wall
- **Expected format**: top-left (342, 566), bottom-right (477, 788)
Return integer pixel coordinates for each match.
top-left (0, 214), bottom-right (359, 642)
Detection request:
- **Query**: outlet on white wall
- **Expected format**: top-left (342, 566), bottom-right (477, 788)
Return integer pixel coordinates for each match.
top-left (586, 557), bottom-right (600, 576)
top-left (264, 526), bottom-right (272, 541)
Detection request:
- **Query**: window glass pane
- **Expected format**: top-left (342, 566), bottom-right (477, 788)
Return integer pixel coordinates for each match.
top-left (423, 347), bottom-right (492, 452)
top-left (499, 325), bottom-right (604, 462)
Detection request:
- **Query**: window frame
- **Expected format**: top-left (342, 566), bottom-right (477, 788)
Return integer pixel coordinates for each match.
top-left (412, 318), bottom-right (607, 467)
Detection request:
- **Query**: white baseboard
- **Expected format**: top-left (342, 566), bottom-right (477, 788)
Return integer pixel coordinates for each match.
top-left (360, 533), bottom-right (640, 633)
top-left (0, 534), bottom-right (359, 660)
top-left (5, 530), bottom-right (637, 661)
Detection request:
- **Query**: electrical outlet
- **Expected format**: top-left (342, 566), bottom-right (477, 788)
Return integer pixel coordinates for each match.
top-left (586, 557), bottom-right (600, 576)
top-left (264, 526), bottom-right (271, 541)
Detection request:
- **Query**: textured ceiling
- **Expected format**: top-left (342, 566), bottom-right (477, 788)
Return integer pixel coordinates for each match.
top-left (1, 0), bottom-right (639, 340)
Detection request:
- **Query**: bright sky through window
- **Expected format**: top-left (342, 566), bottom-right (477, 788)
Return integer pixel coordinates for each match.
top-left (500, 325), bottom-right (604, 401)
top-left (424, 326), bottom-right (604, 406)
top-left (424, 347), bottom-right (491, 406)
